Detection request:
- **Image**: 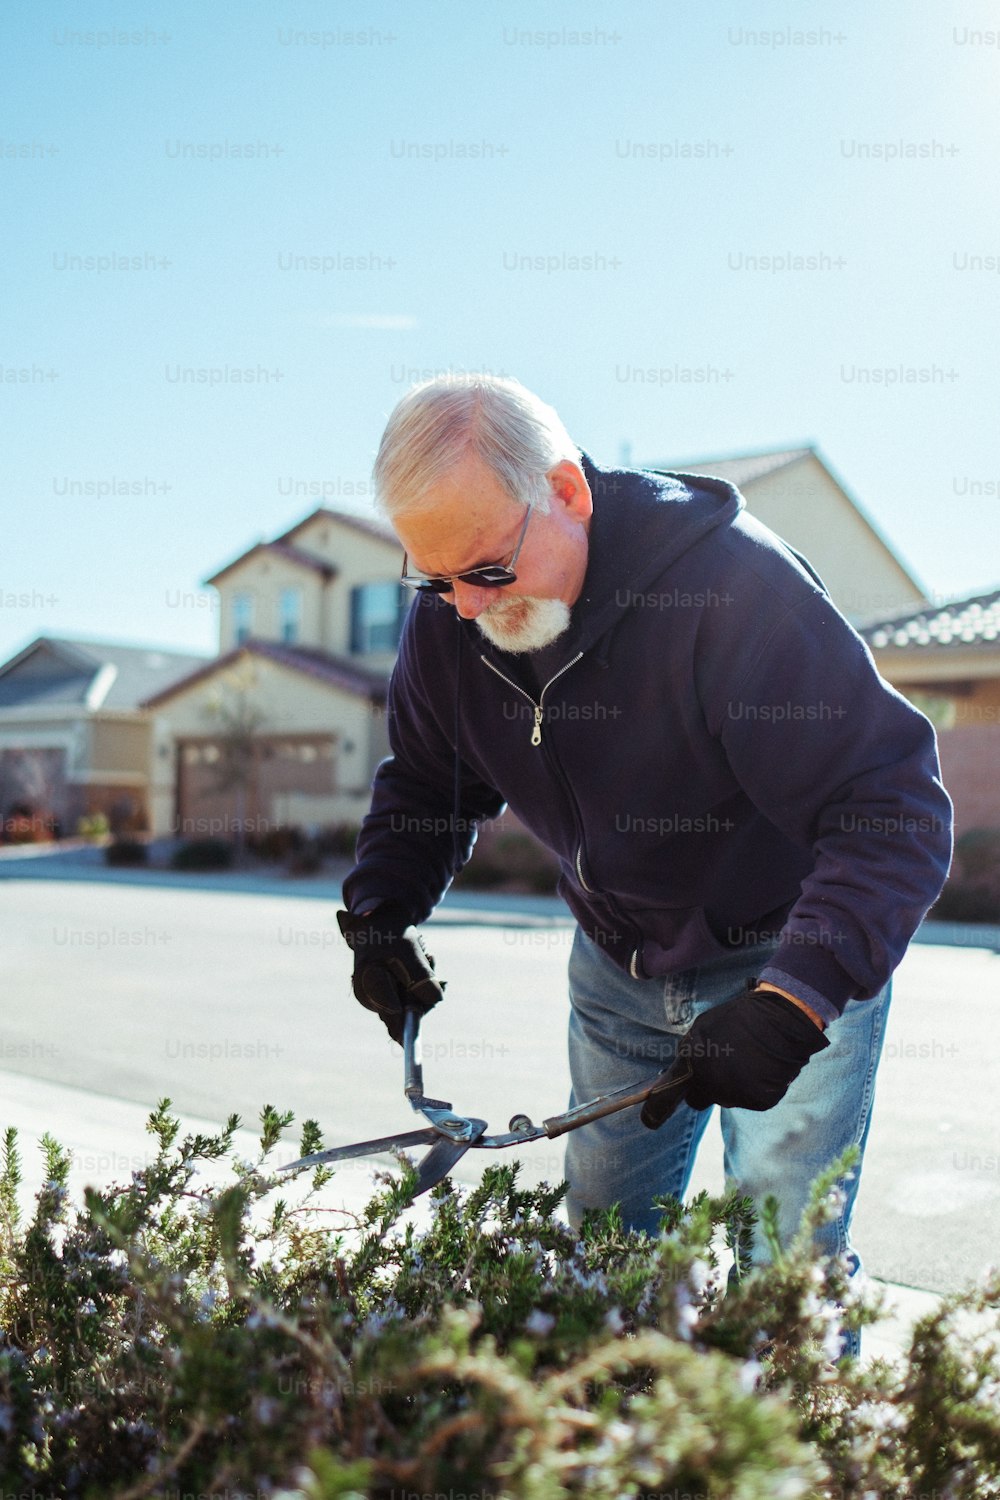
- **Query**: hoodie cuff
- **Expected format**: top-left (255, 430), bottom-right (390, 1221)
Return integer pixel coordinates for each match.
top-left (756, 965), bottom-right (843, 1027)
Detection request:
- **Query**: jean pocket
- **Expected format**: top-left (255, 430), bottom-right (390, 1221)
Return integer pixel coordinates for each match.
top-left (661, 965), bottom-right (698, 1032)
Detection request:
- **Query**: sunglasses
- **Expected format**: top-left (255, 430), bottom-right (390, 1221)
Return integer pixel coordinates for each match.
top-left (400, 504), bottom-right (533, 594)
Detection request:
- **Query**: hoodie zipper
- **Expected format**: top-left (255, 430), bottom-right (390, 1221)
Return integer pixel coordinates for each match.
top-left (481, 648), bottom-right (644, 969)
top-left (481, 652), bottom-right (583, 747)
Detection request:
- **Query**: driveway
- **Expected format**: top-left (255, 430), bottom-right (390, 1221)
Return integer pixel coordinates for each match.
top-left (1, 860), bottom-right (997, 1295)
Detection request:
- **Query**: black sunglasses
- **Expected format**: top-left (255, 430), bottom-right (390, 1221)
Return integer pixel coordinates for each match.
top-left (400, 505), bottom-right (533, 594)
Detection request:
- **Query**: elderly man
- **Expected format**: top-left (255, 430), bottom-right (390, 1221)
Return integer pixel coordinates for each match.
top-left (339, 374), bottom-right (952, 1336)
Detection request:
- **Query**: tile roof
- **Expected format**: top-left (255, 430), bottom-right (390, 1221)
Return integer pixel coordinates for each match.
top-left (0, 637), bottom-right (210, 712)
top-left (860, 587), bottom-right (1000, 652)
top-left (141, 639), bottom-right (389, 708)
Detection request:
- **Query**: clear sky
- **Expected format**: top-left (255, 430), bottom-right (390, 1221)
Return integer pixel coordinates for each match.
top-left (3, 0), bottom-right (998, 662)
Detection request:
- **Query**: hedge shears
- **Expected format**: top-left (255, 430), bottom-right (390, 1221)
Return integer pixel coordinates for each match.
top-left (279, 1007), bottom-right (692, 1196)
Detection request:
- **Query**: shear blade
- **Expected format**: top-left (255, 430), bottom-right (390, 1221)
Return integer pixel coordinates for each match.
top-left (278, 1127), bottom-right (436, 1173)
top-left (411, 1134), bottom-right (474, 1196)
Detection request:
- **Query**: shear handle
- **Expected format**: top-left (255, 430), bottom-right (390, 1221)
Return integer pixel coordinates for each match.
top-left (403, 1005), bottom-right (423, 1099)
top-left (541, 1063), bottom-right (693, 1139)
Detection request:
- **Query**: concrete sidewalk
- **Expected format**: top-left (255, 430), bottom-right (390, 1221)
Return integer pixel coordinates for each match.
top-left (0, 1063), bottom-right (940, 1367)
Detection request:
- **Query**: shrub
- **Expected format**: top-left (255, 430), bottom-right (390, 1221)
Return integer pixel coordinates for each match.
top-left (453, 829), bottom-right (560, 894)
top-left (249, 826), bottom-right (305, 861)
top-left (1, 805), bottom-right (54, 844)
top-left (169, 837), bottom-right (235, 871)
top-left (288, 841), bottom-right (324, 876)
top-left (76, 810), bottom-right (110, 842)
top-left (104, 838), bottom-right (149, 867)
top-left (931, 826), bottom-right (1000, 925)
top-left (316, 822), bottom-right (363, 859)
top-left (0, 1105), bottom-right (998, 1497)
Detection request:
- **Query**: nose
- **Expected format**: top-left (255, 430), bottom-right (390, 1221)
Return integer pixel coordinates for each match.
top-left (450, 581), bottom-right (494, 619)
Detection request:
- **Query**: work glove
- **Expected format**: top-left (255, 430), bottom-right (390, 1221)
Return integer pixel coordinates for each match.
top-left (640, 984), bottom-right (830, 1129)
top-left (337, 902), bottom-right (445, 1045)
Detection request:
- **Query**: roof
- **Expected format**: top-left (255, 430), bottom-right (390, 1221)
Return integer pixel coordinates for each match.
top-left (860, 587), bottom-right (1000, 653)
top-left (645, 446), bottom-right (815, 488)
top-left (643, 442), bottom-right (929, 603)
top-left (141, 639), bottom-right (390, 708)
top-left (204, 539), bottom-right (338, 588)
top-left (0, 637), bottom-right (210, 712)
top-left (276, 506), bottom-right (397, 548)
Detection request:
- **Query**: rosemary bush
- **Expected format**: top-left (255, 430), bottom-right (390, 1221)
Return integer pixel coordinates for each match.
top-left (0, 1101), bottom-right (998, 1499)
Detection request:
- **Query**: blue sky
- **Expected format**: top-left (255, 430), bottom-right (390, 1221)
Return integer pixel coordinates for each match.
top-left (3, 0), bottom-right (999, 661)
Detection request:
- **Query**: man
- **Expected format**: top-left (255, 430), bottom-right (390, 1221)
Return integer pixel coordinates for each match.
top-left (338, 374), bottom-right (952, 1337)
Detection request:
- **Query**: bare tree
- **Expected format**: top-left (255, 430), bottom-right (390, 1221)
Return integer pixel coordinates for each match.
top-left (197, 662), bottom-right (268, 858)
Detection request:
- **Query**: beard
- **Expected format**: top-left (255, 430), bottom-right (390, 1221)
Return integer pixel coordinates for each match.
top-left (475, 594), bottom-right (571, 654)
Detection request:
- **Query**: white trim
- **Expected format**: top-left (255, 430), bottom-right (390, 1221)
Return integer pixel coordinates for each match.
top-left (0, 729), bottom-right (74, 751)
top-left (84, 663), bottom-right (118, 711)
top-left (0, 705), bottom-right (144, 723)
top-left (66, 770), bottom-right (147, 787)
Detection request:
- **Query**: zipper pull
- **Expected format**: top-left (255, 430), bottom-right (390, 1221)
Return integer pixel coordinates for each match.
top-left (531, 706), bottom-right (543, 746)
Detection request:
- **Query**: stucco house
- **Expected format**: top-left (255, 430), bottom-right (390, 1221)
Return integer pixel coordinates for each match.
top-left (647, 446), bottom-right (998, 838)
top-left (142, 507), bottom-right (405, 837)
top-left (0, 636), bottom-right (209, 838)
top-left (645, 444), bottom-right (928, 625)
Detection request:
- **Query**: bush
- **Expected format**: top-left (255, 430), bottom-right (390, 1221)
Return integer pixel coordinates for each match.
top-left (453, 829), bottom-right (560, 894)
top-left (76, 811), bottom-right (110, 842)
top-left (1, 805), bottom-right (55, 844)
top-left (169, 837), bottom-right (235, 871)
top-left (104, 838), bottom-right (149, 867)
top-left (1, 1104), bottom-right (998, 1498)
top-left (287, 841), bottom-right (324, 876)
top-left (316, 822), bottom-right (363, 859)
top-left (248, 826), bottom-right (305, 861)
top-left (931, 827), bottom-right (1000, 925)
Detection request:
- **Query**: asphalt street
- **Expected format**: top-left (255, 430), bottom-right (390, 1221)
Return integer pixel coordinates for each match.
top-left (2, 859), bottom-right (998, 1296)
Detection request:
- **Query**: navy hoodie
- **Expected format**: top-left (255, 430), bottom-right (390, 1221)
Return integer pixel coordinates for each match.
top-left (343, 454), bottom-right (953, 1023)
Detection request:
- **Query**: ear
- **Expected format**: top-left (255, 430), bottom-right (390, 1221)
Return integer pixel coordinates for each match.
top-left (547, 460), bottom-right (593, 522)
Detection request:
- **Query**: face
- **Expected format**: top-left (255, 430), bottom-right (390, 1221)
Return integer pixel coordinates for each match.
top-left (394, 452), bottom-right (592, 654)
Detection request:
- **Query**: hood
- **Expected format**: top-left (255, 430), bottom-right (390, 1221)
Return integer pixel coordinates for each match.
top-left (463, 450), bottom-right (745, 669)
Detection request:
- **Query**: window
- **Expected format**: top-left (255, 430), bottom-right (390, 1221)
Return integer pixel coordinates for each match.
top-left (279, 587), bottom-right (301, 644)
top-left (350, 582), bottom-right (408, 654)
top-left (233, 592), bottom-right (253, 645)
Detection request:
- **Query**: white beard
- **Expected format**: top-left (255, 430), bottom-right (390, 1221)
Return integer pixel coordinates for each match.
top-left (475, 595), bottom-right (571, 654)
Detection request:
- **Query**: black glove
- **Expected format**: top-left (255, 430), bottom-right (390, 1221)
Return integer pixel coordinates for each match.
top-left (337, 902), bottom-right (445, 1044)
top-left (640, 985), bottom-right (830, 1129)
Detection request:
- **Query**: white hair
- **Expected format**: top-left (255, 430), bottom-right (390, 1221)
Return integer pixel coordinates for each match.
top-left (372, 373), bottom-right (580, 519)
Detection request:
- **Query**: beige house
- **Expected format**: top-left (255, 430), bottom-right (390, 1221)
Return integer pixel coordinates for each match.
top-left (143, 508), bottom-right (404, 837)
top-left (647, 445), bottom-right (928, 624)
top-left (0, 636), bottom-right (208, 837)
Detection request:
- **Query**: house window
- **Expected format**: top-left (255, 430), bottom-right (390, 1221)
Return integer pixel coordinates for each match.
top-left (280, 587), bottom-right (301, 644)
top-left (350, 582), bottom-right (407, 654)
top-left (233, 593), bottom-right (253, 645)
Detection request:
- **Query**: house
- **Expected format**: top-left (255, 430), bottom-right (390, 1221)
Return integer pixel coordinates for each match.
top-left (0, 636), bottom-right (209, 838)
top-left (644, 445), bottom-right (999, 838)
top-left (142, 508), bottom-right (405, 838)
top-left (644, 445), bottom-right (928, 624)
top-left (858, 587), bottom-right (1000, 838)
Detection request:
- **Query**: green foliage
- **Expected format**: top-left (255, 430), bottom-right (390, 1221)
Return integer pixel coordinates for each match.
top-left (76, 811), bottom-right (110, 841)
top-left (169, 837), bottom-right (235, 870)
top-left (104, 838), bottom-right (149, 867)
top-left (932, 826), bottom-right (1000, 923)
top-left (0, 1104), bottom-right (997, 1499)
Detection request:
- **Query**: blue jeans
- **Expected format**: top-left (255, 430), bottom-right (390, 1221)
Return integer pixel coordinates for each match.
top-left (564, 927), bottom-right (892, 1354)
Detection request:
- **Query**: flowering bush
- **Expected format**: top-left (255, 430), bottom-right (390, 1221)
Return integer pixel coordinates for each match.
top-left (0, 1102), bottom-right (998, 1498)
